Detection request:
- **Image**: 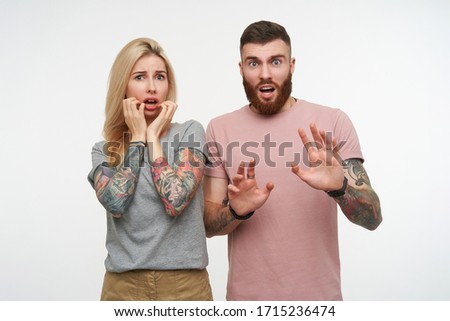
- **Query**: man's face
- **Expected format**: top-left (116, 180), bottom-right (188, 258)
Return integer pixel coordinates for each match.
top-left (240, 39), bottom-right (295, 115)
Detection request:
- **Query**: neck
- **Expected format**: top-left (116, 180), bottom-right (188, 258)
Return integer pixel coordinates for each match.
top-left (249, 96), bottom-right (297, 115)
top-left (279, 96), bottom-right (296, 113)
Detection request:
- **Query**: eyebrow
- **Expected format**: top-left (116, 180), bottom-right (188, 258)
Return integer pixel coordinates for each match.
top-left (131, 70), bottom-right (168, 75)
top-left (244, 54), bottom-right (286, 62)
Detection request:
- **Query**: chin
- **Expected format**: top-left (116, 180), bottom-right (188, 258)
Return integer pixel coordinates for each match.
top-left (144, 111), bottom-right (160, 123)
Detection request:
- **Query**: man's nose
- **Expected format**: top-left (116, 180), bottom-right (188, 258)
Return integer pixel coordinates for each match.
top-left (259, 63), bottom-right (271, 79)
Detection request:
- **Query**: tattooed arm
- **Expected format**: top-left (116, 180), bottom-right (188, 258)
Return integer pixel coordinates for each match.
top-left (335, 158), bottom-right (382, 230)
top-left (203, 161), bottom-right (274, 237)
top-left (203, 176), bottom-right (241, 237)
top-left (93, 143), bottom-right (144, 217)
top-left (291, 123), bottom-right (382, 230)
top-left (150, 148), bottom-right (205, 217)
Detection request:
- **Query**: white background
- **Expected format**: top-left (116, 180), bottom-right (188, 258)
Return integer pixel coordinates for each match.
top-left (1, 0), bottom-right (449, 301)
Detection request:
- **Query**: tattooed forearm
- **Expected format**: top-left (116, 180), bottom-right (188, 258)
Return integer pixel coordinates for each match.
top-left (204, 200), bottom-right (236, 237)
top-left (151, 148), bottom-right (205, 217)
top-left (94, 144), bottom-right (144, 217)
top-left (344, 159), bottom-right (371, 186)
top-left (336, 185), bottom-right (381, 230)
top-left (336, 159), bottom-right (382, 230)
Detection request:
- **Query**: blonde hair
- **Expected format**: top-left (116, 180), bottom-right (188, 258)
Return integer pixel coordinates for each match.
top-left (102, 38), bottom-right (176, 165)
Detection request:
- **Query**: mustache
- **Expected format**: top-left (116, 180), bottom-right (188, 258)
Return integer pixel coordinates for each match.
top-left (257, 79), bottom-right (278, 87)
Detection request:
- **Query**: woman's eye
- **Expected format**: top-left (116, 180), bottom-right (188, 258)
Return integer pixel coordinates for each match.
top-left (156, 74), bottom-right (165, 80)
top-left (135, 75), bottom-right (144, 80)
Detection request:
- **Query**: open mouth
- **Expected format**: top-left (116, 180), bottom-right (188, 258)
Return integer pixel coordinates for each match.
top-left (259, 86), bottom-right (275, 93)
top-left (144, 99), bottom-right (158, 105)
top-left (143, 98), bottom-right (160, 111)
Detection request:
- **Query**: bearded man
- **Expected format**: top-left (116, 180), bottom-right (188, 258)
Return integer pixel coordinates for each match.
top-left (203, 20), bottom-right (382, 301)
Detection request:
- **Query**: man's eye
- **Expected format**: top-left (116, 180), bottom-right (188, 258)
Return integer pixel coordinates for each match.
top-left (249, 61), bottom-right (258, 67)
top-left (272, 59), bottom-right (281, 65)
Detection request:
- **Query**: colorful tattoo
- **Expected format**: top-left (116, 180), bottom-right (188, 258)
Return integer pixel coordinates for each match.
top-left (345, 159), bottom-right (371, 186)
top-left (94, 144), bottom-right (144, 217)
top-left (336, 159), bottom-right (382, 230)
top-left (150, 148), bottom-right (205, 217)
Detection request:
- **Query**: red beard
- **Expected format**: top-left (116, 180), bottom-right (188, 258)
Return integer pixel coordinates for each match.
top-left (243, 73), bottom-right (292, 115)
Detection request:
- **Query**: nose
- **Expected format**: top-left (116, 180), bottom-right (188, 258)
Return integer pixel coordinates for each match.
top-left (259, 63), bottom-right (271, 80)
top-left (147, 78), bottom-right (156, 94)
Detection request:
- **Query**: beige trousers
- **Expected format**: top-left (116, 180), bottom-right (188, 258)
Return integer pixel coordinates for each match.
top-left (101, 268), bottom-right (213, 301)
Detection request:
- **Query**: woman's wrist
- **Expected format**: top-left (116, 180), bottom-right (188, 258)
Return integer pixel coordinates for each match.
top-left (129, 141), bottom-right (146, 148)
top-left (147, 135), bottom-right (163, 162)
top-left (130, 134), bottom-right (146, 143)
top-left (146, 133), bottom-right (159, 143)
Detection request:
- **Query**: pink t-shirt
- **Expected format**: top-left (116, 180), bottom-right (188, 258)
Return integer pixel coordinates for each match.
top-left (205, 99), bottom-right (363, 300)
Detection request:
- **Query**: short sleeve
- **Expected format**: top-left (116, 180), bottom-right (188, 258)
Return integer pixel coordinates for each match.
top-left (333, 110), bottom-right (364, 162)
top-left (204, 120), bottom-right (229, 179)
top-left (87, 141), bottom-right (108, 188)
top-left (179, 120), bottom-right (206, 154)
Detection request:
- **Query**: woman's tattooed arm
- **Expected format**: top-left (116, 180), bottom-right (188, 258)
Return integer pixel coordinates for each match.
top-left (335, 158), bottom-right (382, 230)
top-left (93, 144), bottom-right (144, 217)
top-left (151, 148), bottom-right (205, 217)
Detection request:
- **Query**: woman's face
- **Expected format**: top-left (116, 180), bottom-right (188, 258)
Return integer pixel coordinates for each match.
top-left (126, 54), bottom-right (169, 122)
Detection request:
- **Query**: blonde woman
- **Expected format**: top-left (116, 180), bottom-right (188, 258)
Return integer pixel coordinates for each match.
top-left (88, 38), bottom-right (212, 300)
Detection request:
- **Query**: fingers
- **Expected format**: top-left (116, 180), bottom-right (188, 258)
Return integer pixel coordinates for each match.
top-left (236, 160), bottom-right (256, 180)
top-left (299, 123), bottom-right (338, 151)
top-left (156, 100), bottom-right (177, 126)
top-left (123, 97), bottom-right (142, 118)
top-left (309, 123), bottom-right (323, 147)
top-left (159, 100), bottom-right (177, 120)
top-left (147, 100), bottom-right (177, 137)
top-left (300, 123), bottom-right (322, 149)
top-left (319, 129), bottom-right (336, 151)
top-left (265, 182), bottom-right (275, 192)
top-left (291, 162), bottom-right (300, 174)
top-left (237, 161), bottom-right (245, 176)
top-left (137, 100), bottom-right (145, 116)
top-left (123, 98), bottom-right (147, 140)
top-left (298, 124), bottom-right (320, 150)
top-left (123, 97), bottom-right (140, 108)
top-left (232, 160), bottom-right (257, 189)
top-left (232, 174), bottom-right (244, 187)
top-left (297, 127), bottom-right (310, 147)
top-left (227, 184), bottom-right (240, 194)
top-left (247, 159), bottom-right (256, 179)
top-left (291, 162), bottom-right (304, 179)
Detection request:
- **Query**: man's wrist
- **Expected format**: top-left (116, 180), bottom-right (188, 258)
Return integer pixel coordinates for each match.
top-left (326, 177), bottom-right (348, 198)
top-left (229, 204), bottom-right (255, 220)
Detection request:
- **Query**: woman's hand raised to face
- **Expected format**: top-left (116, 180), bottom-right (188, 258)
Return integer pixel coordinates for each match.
top-left (123, 97), bottom-right (148, 142)
top-left (147, 100), bottom-right (177, 140)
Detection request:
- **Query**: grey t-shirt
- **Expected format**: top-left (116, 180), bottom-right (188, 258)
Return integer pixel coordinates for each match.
top-left (88, 120), bottom-right (208, 272)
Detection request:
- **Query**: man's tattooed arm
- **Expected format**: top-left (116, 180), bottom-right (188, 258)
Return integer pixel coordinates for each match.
top-left (204, 198), bottom-right (239, 237)
top-left (334, 158), bottom-right (382, 230)
top-left (150, 148), bottom-right (205, 217)
top-left (93, 144), bottom-right (144, 217)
